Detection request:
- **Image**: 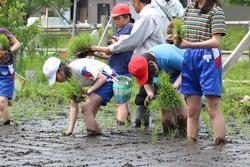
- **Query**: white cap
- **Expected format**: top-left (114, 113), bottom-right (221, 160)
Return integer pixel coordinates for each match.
top-left (43, 57), bottom-right (61, 85)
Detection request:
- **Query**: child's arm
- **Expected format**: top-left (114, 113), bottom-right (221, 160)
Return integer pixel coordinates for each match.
top-left (144, 83), bottom-right (155, 106)
top-left (177, 34), bottom-right (222, 49)
top-left (173, 73), bottom-right (182, 89)
top-left (65, 100), bottom-right (79, 136)
top-left (9, 36), bottom-right (21, 53)
top-left (87, 73), bottom-right (107, 95)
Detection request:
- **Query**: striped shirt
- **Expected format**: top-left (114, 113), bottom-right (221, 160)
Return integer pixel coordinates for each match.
top-left (183, 3), bottom-right (226, 42)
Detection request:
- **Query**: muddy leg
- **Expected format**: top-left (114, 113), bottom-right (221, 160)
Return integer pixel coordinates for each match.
top-left (186, 95), bottom-right (202, 142)
top-left (162, 110), bottom-right (175, 134)
top-left (175, 98), bottom-right (187, 136)
top-left (82, 93), bottom-right (103, 136)
top-left (205, 96), bottom-right (225, 145)
top-left (135, 105), bottom-right (149, 128)
top-left (0, 96), bottom-right (10, 125)
top-left (116, 101), bottom-right (131, 125)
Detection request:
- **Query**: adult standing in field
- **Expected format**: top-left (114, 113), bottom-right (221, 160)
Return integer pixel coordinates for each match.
top-left (176, 0), bottom-right (226, 145)
top-left (92, 0), bottom-right (167, 128)
top-left (0, 28), bottom-right (21, 125)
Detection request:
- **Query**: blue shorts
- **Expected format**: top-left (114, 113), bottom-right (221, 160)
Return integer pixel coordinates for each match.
top-left (0, 65), bottom-right (15, 100)
top-left (181, 48), bottom-right (222, 97)
top-left (94, 81), bottom-right (113, 106)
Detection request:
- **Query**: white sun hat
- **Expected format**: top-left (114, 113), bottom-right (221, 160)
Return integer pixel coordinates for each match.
top-left (43, 57), bottom-right (61, 85)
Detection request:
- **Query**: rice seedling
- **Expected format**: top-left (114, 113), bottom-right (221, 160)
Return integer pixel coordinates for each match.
top-left (173, 19), bottom-right (185, 45)
top-left (68, 33), bottom-right (95, 59)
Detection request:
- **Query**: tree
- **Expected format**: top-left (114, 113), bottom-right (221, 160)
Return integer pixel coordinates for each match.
top-left (21, 0), bottom-right (71, 21)
top-left (227, 0), bottom-right (250, 6)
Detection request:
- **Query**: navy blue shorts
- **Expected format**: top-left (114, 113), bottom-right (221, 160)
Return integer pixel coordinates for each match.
top-left (0, 65), bottom-right (15, 100)
top-left (181, 48), bottom-right (222, 97)
top-left (94, 81), bottom-right (113, 106)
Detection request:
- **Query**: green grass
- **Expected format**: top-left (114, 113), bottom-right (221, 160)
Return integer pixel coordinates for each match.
top-left (222, 60), bottom-right (250, 139)
top-left (221, 25), bottom-right (248, 51)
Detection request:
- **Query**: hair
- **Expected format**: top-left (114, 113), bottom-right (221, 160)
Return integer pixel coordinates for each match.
top-left (119, 14), bottom-right (135, 23)
top-left (143, 52), bottom-right (158, 83)
top-left (59, 62), bottom-right (72, 80)
top-left (195, 0), bottom-right (222, 14)
top-left (139, 0), bottom-right (151, 4)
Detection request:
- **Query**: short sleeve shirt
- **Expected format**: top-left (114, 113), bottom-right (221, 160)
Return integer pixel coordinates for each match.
top-left (69, 58), bottom-right (115, 86)
top-left (149, 44), bottom-right (185, 73)
top-left (183, 3), bottom-right (226, 42)
top-left (109, 24), bottom-right (133, 75)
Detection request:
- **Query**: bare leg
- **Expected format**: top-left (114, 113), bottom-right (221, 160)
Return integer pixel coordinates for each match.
top-left (0, 97), bottom-right (10, 124)
top-left (161, 110), bottom-right (176, 134)
top-left (205, 96), bottom-right (225, 144)
top-left (116, 101), bottom-right (131, 125)
top-left (82, 93), bottom-right (103, 135)
top-left (186, 95), bottom-right (202, 141)
top-left (65, 100), bottom-right (78, 136)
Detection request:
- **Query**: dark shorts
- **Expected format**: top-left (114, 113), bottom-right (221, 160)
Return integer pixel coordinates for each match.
top-left (94, 81), bottom-right (113, 106)
top-left (0, 65), bottom-right (14, 100)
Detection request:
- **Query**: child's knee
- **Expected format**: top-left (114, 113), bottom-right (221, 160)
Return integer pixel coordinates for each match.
top-left (187, 106), bottom-right (200, 118)
top-left (0, 97), bottom-right (8, 110)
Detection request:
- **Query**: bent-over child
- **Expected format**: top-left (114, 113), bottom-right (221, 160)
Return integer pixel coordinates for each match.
top-left (43, 57), bottom-right (116, 136)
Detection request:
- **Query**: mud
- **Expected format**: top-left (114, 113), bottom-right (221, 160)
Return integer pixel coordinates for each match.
top-left (0, 112), bottom-right (250, 167)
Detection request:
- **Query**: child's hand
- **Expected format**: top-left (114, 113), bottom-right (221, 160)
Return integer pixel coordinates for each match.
top-left (87, 89), bottom-right (92, 96)
top-left (91, 46), bottom-right (111, 55)
top-left (144, 93), bottom-right (155, 106)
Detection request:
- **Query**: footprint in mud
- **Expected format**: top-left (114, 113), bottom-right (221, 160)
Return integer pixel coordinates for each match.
top-left (121, 163), bottom-right (135, 167)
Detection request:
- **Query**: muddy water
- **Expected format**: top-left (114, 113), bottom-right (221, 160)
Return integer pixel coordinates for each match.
top-left (0, 113), bottom-right (249, 167)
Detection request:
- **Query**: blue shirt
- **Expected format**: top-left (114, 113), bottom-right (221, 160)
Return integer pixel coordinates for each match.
top-left (149, 44), bottom-right (185, 73)
top-left (109, 24), bottom-right (133, 75)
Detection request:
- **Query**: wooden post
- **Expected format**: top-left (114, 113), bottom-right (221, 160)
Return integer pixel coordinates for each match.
top-left (222, 29), bottom-right (250, 76)
top-left (100, 15), bottom-right (108, 46)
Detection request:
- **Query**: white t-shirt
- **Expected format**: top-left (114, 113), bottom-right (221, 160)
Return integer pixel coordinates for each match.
top-left (69, 58), bottom-right (115, 86)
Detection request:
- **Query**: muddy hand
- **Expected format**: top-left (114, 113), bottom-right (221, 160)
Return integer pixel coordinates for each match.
top-left (144, 95), bottom-right (154, 106)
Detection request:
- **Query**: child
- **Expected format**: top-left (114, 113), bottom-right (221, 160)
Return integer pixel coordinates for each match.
top-left (177, 0), bottom-right (226, 145)
top-left (128, 43), bottom-right (187, 133)
top-left (94, 3), bottom-right (134, 125)
top-left (43, 57), bottom-right (116, 136)
top-left (0, 28), bottom-right (21, 125)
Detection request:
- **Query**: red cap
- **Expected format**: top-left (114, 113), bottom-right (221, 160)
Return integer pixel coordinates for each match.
top-left (111, 4), bottom-right (131, 17)
top-left (128, 55), bottom-right (148, 86)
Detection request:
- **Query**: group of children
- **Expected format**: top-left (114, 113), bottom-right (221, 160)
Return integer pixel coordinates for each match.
top-left (1, 0), bottom-right (226, 145)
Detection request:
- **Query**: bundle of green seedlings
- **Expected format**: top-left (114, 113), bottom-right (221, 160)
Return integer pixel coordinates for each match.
top-left (173, 19), bottom-right (185, 45)
top-left (149, 72), bottom-right (183, 141)
top-left (0, 33), bottom-right (9, 59)
top-left (54, 76), bottom-right (87, 103)
top-left (68, 33), bottom-right (95, 59)
top-left (149, 72), bottom-right (183, 112)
